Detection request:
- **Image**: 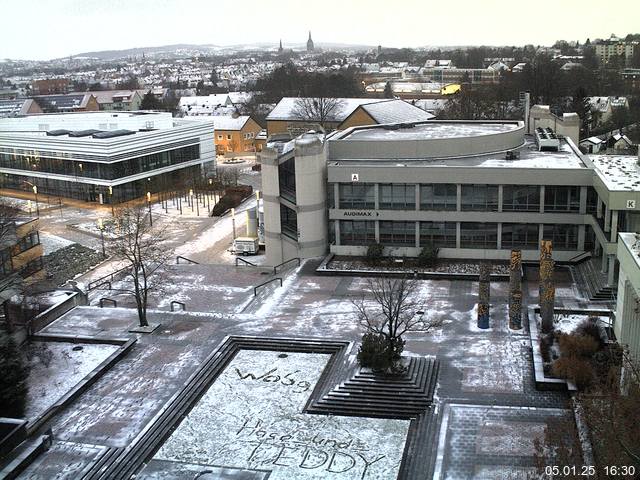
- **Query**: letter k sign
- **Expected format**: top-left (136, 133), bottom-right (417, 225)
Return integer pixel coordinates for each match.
top-left (351, 173), bottom-right (359, 182)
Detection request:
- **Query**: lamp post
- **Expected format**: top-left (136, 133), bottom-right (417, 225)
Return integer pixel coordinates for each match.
top-left (97, 218), bottom-right (106, 259)
top-left (189, 188), bottom-right (194, 213)
top-left (147, 191), bottom-right (153, 226)
top-left (32, 185), bottom-right (39, 217)
top-left (108, 185), bottom-right (114, 216)
top-left (231, 207), bottom-right (237, 240)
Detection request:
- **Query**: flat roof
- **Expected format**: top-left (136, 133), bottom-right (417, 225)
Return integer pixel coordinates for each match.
top-left (342, 121), bottom-right (520, 141)
top-left (330, 135), bottom-right (588, 170)
top-left (620, 232), bottom-right (640, 269)
top-left (591, 155), bottom-right (640, 191)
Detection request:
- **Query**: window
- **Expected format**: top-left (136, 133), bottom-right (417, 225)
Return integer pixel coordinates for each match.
top-left (379, 221), bottom-right (415, 246)
top-left (461, 185), bottom-right (498, 211)
top-left (543, 224), bottom-right (578, 250)
top-left (280, 204), bottom-right (298, 239)
top-left (217, 134), bottom-right (223, 140)
top-left (501, 224), bottom-right (539, 250)
top-left (339, 220), bottom-right (375, 245)
top-left (460, 222), bottom-right (498, 248)
top-left (420, 222), bottom-right (456, 247)
top-left (544, 186), bottom-right (580, 213)
top-left (420, 184), bottom-right (457, 211)
top-left (226, 134), bottom-right (232, 140)
top-left (338, 184), bottom-right (375, 209)
top-left (502, 186), bottom-right (540, 212)
top-left (379, 184), bottom-right (415, 210)
top-left (278, 157), bottom-right (296, 203)
top-left (16, 231), bottom-right (40, 253)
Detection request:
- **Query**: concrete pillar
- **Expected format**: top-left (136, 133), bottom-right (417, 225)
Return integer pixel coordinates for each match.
top-left (578, 225), bottom-right (586, 251)
top-left (602, 249), bottom-right (608, 273)
top-left (456, 184), bottom-right (462, 211)
top-left (497, 185), bottom-right (503, 213)
top-left (597, 197), bottom-right (603, 218)
top-left (375, 221), bottom-right (380, 243)
top-left (477, 262), bottom-right (491, 329)
top-left (539, 185), bottom-right (545, 213)
top-left (497, 223), bottom-right (502, 250)
top-left (604, 205), bottom-right (611, 233)
top-left (456, 222), bottom-right (461, 248)
top-left (415, 184), bottom-right (420, 211)
top-left (415, 221), bottom-right (420, 248)
top-left (374, 184), bottom-right (379, 210)
top-left (335, 220), bottom-right (341, 246)
top-left (261, 148), bottom-right (284, 266)
top-left (333, 183), bottom-right (339, 209)
top-left (611, 210), bottom-right (619, 240)
top-left (607, 255), bottom-right (616, 286)
top-left (579, 186), bottom-right (587, 214)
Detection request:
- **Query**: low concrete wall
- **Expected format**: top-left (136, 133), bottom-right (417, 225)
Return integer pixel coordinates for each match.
top-left (30, 291), bottom-right (88, 334)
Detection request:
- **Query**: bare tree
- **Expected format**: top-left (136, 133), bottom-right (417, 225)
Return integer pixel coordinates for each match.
top-left (108, 205), bottom-right (170, 327)
top-left (291, 97), bottom-right (345, 130)
top-left (352, 276), bottom-right (442, 370)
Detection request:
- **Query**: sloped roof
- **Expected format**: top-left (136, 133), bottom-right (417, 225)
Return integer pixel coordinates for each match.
top-left (33, 94), bottom-right (94, 110)
top-left (85, 90), bottom-right (138, 104)
top-left (266, 97), bottom-right (390, 123)
top-left (213, 115), bottom-right (250, 131)
top-left (357, 100), bottom-right (435, 124)
top-left (0, 99), bottom-right (32, 117)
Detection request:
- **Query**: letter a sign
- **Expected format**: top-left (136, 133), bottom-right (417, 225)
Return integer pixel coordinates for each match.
top-left (351, 173), bottom-right (359, 182)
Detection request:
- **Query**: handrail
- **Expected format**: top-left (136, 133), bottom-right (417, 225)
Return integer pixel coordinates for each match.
top-left (99, 298), bottom-right (117, 308)
top-left (235, 257), bottom-right (257, 267)
top-left (567, 251), bottom-right (592, 263)
top-left (90, 280), bottom-right (111, 291)
top-left (170, 301), bottom-right (186, 312)
top-left (273, 257), bottom-right (300, 275)
top-left (176, 255), bottom-right (199, 265)
top-left (254, 277), bottom-right (282, 296)
top-left (87, 265), bottom-right (130, 291)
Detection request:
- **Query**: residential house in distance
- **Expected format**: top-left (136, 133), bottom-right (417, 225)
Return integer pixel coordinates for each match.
top-left (214, 115), bottom-right (262, 154)
top-left (33, 93), bottom-right (100, 113)
top-left (84, 90), bottom-right (143, 111)
top-left (180, 94), bottom-right (235, 116)
top-left (0, 99), bottom-right (43, 118)
top-left (588, 96), bottom-right (629, 126)
top-left (580, 136), bottom-right (606, 154)
top-left (594, 35), bottom-right (637, 65)
top-left (265, 98), bottom-right (434, 137)
top-left (31, 78), bottom-right (69, 95)
top-left (621, 68), bottom-right (640, 91)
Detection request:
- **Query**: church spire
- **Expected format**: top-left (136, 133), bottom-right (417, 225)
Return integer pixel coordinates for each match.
top-left (278, 39), bottom-right (283, 53)
top-left (306, 31), bottom-right (314, 52)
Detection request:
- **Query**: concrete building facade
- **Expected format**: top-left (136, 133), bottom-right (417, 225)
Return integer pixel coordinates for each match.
top-left (615, 232), bottom-right (640, 361)
top-left (261, 119), bottom-right (640, 285)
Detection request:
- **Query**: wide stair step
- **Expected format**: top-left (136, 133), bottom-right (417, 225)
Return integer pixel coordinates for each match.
top-left (571, 258), bottom-right (617, 302)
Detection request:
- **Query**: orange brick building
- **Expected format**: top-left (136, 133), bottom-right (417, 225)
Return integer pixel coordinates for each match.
top-left (214, 115), bottom-right (262, 154)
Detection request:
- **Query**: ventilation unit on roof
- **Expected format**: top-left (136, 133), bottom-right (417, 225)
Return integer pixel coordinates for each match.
top-left (383, 124), bottom-right (400, 130)
top-left (534, 127), bottom-right (560, 151)
top-left (92, 129), bottom-right (136, 139)
top-left (398, 122), bottom-right (416, 129)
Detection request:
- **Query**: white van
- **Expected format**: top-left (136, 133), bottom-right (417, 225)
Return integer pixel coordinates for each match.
top-left (233, 236), bottom-right (260, 255)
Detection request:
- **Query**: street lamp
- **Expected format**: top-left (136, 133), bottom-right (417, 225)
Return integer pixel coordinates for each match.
top-left (108, 185), bottom-right (114, 216)
top-left (32, 185), bottom-right (39, 217)
top-left (189, 188), bottom-right (194, 213)
top-left (231, 207), bottom-right (237, 240)
top-left (97, 218), bottom-right (106, 259)
top-left (147, 191), bottom-right (153, 226)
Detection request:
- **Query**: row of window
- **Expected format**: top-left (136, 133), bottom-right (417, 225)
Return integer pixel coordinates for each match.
top-left (332, 184), bottom-right (589, 213)
top-left (0, 145), bottom-right (200, 181)
top-left (336, 220), bottom-right (581, 250)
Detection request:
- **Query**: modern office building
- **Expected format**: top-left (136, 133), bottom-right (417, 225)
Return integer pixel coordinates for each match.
top-left (261, 119), bottom-right (640, 289)
top-left (0, 111), bottom-right (215, 204)
top-left (615, 232), bottom-right (640, 360)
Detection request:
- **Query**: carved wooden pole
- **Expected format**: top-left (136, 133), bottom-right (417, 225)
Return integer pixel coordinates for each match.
top-left (539, 240), bottom-right (555, 333)
top-left (509, 249), bottom-right (523, 329)
top-left (477, 262), bottom-right (490, 329)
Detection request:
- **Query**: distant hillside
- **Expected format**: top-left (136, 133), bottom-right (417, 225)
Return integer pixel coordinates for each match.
top-left (67, 44), bottom-right (219, 60)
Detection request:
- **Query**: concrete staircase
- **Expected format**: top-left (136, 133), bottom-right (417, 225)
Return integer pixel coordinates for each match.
top-left (571, 258), bottom-right (617, 302)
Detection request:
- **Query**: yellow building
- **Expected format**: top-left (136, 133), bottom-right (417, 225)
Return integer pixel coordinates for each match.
top-left (441, 83), bottom-right (461, 95)
top-left (266, 97), bottom-right (433, 136)
top-left (0, 217), bottom-right (44, 289)
top-left (214, 115), bottom-right (262, 154)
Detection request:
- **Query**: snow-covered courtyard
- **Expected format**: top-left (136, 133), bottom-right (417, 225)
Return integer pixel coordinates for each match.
top-left (153, 350), bottom-right (410, 479)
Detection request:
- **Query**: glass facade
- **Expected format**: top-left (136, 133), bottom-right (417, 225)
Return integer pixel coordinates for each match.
top-left (501, 223), bottom-right (539, 250)
top-left (278, 157), bottom-right (296, 203)
top-left (379, 184), bottom-right (415, 210)
top-left (461, 185), bottom-right (498, 211)
top-left (0, 145), bottom-right (200, 181)
top-left (379, 221), bottom-right (415, 246)
top-left (339, 184), bottom-right (375, 209)
top-left (419, 221), bottom-right (456, 247)
top-left (460, 222), bottom-right (498, 248)
top-left (339, 220), bottom-right (375, 245)
top-left (502, 186), bottom-right (540, 212)
top-left (543, 224), bottom-right (578, 249)
top-left (280, 204), bottom-right (298, 239)
top-left (420, 184), bottom-right (457, 211)
top-left (544, 186), bottom-right (580, 212)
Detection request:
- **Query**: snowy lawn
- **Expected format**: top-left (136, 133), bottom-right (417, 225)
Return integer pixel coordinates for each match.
top-left (39, 232), bottom-right (75, 255)
top-left (327, 257), bottom-right (510, 275)
top-left (24, 341), bottom-right (119, 420)
top-left (154, 350), bottom-right (410, 479)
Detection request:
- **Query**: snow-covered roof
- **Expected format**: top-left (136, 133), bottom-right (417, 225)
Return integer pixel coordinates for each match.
top-left (591, 154), bottom-right (640, 191)
top-left (266, 97), bottom-right (391, 123)
top-left (581, 136), bottom-right (605, 145)
top-left (357, 100), bottom-right (434, 124)
top-left (213, 115), bottom-right (250, 131)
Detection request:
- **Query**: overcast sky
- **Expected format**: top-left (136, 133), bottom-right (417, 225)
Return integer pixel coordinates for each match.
top-left (2, 0), bottom-right (639, 60)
